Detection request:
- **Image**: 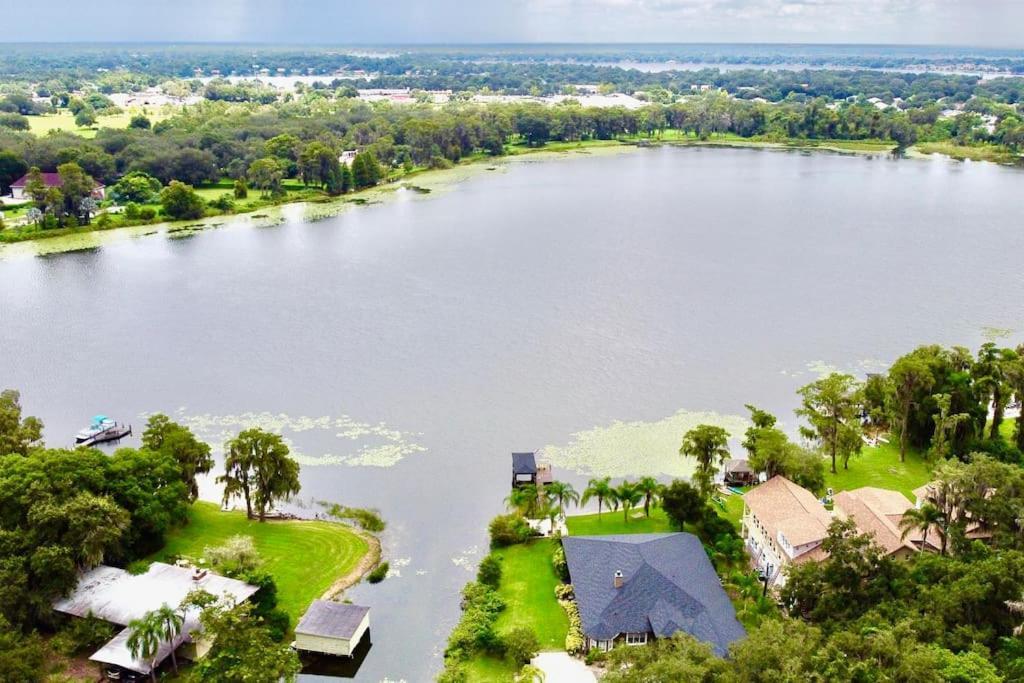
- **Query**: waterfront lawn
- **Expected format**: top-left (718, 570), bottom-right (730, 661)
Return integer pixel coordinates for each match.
top-left (149, 501), bottom-right (370, 619)
top-left (492, 539), bottom-right (569, 648)
top-left (824, 441), bottom-right (931, 499)
top-left (464, 539), bottom-right (569, 681)
top-left (566, 506), bottom-right (673, 536)
top-left (26, 109), bottom-right (171, 138)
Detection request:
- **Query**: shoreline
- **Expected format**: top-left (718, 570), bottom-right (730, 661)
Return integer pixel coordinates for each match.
top-left (0, 136), bottom-right (1008, 260)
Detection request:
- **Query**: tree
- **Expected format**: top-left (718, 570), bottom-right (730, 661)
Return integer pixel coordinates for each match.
top-left (680, 424), bottom-right (730, 499)
top-left (110, 171), bottom-right (162, 204)
top-left (129, 113), bottom-right (151, 129)
top-left (603, 633), bottom-right (728, 682)
top-left (930, 393), bottom-right (971, 461)
top-left (796, 373), bottom-right (863, 473)
top-left (74, 105), bottom-right (97, 128)
top-left (233, 178), bottom-right (248, 199)
top-left (660, 480), bottom-right (705, 529)
top-left (141, 414), bottom-right (213, 501)
top-left (351, 151), bottom-right (382, 189)
top-left (505, 484), bottom-right (540, 518)
top-left (153, 604), bottom-right (184, 673)
top-left (126, 611), bottom-right (162, 682)
top-left (1008, 348), bottom-right (1024, 451)
top-left (218, 429), bottom-right (300, 521)
top-left (899, 501), bottom-right (943, 552)
top-left (544, 481), bottom-right (579, 517)
top-left (635, 476), bottom-right (661, 517)
top-left (0, 151), bottom-right (27, 195)
top-left (581, 477), bottom-right (612, 519)
top-left (23, 167), bottom-right (48, 206)
top-left (0, 389), bottom-right (43, 456)
top-left (975, 343), bottom-right (1017, 440)
top-left (248, 157), bottom-right (284, 197)
top-left (613, 481), bottom-right (642, 523)
top-left (741, 404), bottom-right (778, 458)
top-left (191, 598), bottom-right (301, 683)
top-left (160, 180), bottom-right (205, 220)
top-left (890, 355), bottom-right (935, 462)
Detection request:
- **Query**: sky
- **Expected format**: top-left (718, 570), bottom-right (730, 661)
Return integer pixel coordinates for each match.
top-left (6, 0), bottom-right (1024, 48)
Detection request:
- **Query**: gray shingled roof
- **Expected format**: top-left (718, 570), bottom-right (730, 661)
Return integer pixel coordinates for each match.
top-left (561, 533), bottom-right (745, 655)
top-left (295, 600), bottom-right (369, 639)
top-left (512, 452), bottom-right (537, 476)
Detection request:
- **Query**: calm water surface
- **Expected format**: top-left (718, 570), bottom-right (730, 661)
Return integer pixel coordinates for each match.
top-left (2, 147), bottom-right (1023, 681)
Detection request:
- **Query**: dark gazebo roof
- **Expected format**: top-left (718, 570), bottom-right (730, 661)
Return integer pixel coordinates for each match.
top-left (512, 452), bottom-right (537, 476)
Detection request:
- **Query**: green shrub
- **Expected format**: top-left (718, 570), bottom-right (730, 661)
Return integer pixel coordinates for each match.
top-left (552, 543), bottom-right (570, 582)
top-left (368, 562), bottom-right (389, 583)
top-left (123, 202), bottom-right (139, 219)
top-left (321, 503), bottom-right (386, 532)
top-left (554, 583), bottom-right (574, 600)
top-left (138, 207), bottom-right (156, 221)
top-left (559, 596), bottom-right (585, 655)
top-left (208, 194), bottom-right (235, 212)
top-left (261, 608), bottom-right (290, 642)
top-left (477, 554), bottom-right (502, 588)
top-left (126, 560), bottom-right (152, 575)
top-left (51, 613), bottom-right (114, 656)
top-left (233, 178), bottom-right (248, 199)
top-left (489, 513), bottom-right (534, 548)
top-left (502, 626), bottom-right (540, 666)
top-left (206, 535), bottom-right (262, 574)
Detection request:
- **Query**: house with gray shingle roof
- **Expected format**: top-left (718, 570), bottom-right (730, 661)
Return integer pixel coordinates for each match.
top-left (561, 533), bottom-right (745, 655)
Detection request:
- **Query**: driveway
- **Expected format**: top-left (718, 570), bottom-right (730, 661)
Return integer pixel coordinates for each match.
top-left (531, 652), bottom-right (598, 683)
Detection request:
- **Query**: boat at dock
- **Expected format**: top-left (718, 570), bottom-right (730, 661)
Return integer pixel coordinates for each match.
top-left (75, 415), bottom-right (132, 446)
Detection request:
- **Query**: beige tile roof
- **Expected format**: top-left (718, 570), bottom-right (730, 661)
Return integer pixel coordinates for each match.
top-left (744, 476), bottom-right (832, 548)
top-left (833, 489), bottom-right (918, 556)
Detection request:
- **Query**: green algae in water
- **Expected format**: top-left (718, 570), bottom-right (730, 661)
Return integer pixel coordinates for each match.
top-left (540, 409), bottom-right (748, 478)
top-left (163, 409), bottom-right (427, 469)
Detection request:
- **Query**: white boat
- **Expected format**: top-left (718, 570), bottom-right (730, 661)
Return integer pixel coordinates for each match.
top-left (75, 415), bottom-right (131, 445)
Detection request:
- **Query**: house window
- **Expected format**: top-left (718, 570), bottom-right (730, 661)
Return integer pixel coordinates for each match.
top-left (625, 632), bottom-right (648, 645)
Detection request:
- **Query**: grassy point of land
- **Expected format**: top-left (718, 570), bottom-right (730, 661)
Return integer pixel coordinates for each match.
top-left (148, 501), bottom-right (372, 620)
top-left (824, 441), bottom-right (932, 499)
top-left (912, 141), bottom-right (1019, 164)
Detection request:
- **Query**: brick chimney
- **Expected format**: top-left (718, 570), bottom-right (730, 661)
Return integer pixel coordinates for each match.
top-left (613, 570), bottom-right (624, 589)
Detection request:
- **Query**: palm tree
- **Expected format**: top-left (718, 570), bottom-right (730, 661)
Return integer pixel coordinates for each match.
top-left (541, 501), bottom-right (561, 536)
top-left (545, 481), bottom-right (579, 518)
top-left (635, 476), bottom-right (661, 517)
top-left (126, 612), bottom-right (162, 683)
top-left (505, 484), bottom-right (539, 517)
top-left (581, 477), bottom-right (613, 519)
top-left (614, 481), bottom-right (643, 523)
top-left (154, 604), bottom-right (184, 673)
top-left (899, 502), bottom-right (944, 553)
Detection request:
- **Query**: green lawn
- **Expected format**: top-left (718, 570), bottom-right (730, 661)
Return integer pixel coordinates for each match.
top-left (464, 539), bottom-right (569, 681)
top-left (493, 539), bottom-right (569, 648)
top-left (26, 108), bottom-right (171, 139)
top-left (566, 506), bottom-right (673, 536)
top-left (824, 441), bottom-right (932, 499)
top-left (149, 502), bottom-right (370, 620)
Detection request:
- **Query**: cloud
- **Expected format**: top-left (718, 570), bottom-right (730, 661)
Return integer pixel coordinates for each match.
top-left (5, 0), bottom-right (1023, 46)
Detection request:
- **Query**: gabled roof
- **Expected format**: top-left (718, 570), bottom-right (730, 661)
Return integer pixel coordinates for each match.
top-left (744, 476), bottom-right (831, 548)
top-left (53, 562), bottom-right (258, 675)
top-left (725, 459), bottom-right (753, 474)
top-left (11, 172), bottom-right (104, 189)
top-left (562, 533), bottom-right (745, 655)
top-left (512, 452), bottom-right (537, 475)
top-left (296, 600), bottom-right (369, 639)
top-left (833, 488), bottom-right (917, 556)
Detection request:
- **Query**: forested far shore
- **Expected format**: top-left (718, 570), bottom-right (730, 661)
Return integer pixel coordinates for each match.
top-left (2, 85), bottom-right (1022, 243)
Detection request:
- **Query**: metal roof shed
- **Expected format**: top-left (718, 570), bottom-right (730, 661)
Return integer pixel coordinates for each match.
top-left (294, 600), bottom-right (370, 657)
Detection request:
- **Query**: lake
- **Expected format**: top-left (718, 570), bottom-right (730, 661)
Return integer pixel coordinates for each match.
top-left (1, 146), bottom-right (1022, 681)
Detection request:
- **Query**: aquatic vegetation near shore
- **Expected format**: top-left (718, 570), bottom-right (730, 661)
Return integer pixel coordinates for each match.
top-left (164, 409), bottom-right (427, 468)
top-left (540, 409), bottom-right (748, 478)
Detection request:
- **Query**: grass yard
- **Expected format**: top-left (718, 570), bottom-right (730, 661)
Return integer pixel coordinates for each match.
top-left (149, 502), bottom-right (370, 620)
top-left (26, 108), bottom-right (171, 138)
top-left (463, 539), bottom-right (569, 681)
top-left (566, 506), bottom-right (673, 536)
top-left (492, 539), bottom-right (569, 649)
top-left (824, 440), bottom-right (932, 499)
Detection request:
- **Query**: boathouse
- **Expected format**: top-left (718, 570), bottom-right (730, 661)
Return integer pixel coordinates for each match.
top-left (294, 600), bottom-right (370, 657)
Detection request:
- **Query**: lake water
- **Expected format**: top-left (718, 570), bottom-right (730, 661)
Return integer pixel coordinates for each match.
top-left (2, 146), bottom-right (1023, 681)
